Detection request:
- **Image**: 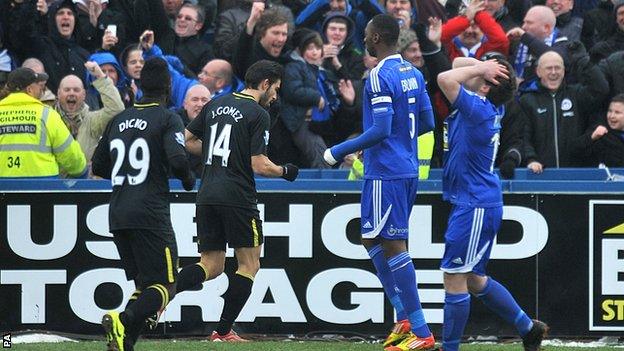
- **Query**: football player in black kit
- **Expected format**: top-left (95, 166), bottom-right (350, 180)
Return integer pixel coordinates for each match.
top-left (92, 57), bottom-right (195, 351)
top-left (179, 60), bottom-right (299, 341)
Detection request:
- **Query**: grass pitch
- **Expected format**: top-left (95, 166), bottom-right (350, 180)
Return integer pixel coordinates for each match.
top-left (11, 340), bottom-right (623, 351)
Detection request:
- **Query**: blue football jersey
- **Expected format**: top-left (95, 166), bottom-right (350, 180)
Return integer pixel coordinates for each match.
top-left (363, 54), bottom-right (432, 179)
top-left (443, 86), bottom-right (503, 207)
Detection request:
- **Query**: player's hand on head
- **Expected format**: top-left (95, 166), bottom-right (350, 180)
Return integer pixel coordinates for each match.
top-left (281, 163), bottom-right (299, 182)
top-left (482, 60), bottom-right (509, 85)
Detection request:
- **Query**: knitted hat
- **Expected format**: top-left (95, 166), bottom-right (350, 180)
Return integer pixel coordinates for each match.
top-left (397, 29), bottom-right (418, 54)
top-left (291, 28), bottom-right (322, 53)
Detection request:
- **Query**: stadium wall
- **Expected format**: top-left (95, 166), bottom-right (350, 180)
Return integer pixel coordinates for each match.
top-left (1, 169), bottom-right (623, 338)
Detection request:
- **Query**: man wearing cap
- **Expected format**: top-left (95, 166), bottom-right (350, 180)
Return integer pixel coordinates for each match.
top-left (0, 68), bottom-right (87, 178)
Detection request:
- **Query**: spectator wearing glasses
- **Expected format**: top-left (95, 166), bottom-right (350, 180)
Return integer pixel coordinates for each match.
top-left (198, 59), bottom-right (244, 100)
top-left (154, 3), bottom-right (214, 75)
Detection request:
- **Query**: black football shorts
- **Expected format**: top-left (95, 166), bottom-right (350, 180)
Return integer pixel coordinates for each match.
top-left (196, 204), bottom-right (264, 251)
top-left (111, 228), bottom-right (178, 286)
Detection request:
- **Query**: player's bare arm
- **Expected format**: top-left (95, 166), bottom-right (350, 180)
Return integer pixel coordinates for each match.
top-left (438, 59), bottom-right (509, 103)
top-left (250, 153), bottom-right (295, 179)
top-left (184, 129), bottom-right (202, 156)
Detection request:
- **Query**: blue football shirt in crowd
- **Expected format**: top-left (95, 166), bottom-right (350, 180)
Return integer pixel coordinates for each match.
top-left (443, 86), bottom-right (503, 207)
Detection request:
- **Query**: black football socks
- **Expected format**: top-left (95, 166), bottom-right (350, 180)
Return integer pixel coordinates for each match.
top-left (215, 271), bottom-right (254, 335)
top-left (176, 262), bottom-right (210, 292)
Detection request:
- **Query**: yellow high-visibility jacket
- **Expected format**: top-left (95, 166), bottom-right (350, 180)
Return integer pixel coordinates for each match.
top-left (0, 93), bottom-right (87, 178)
top-left (417, 131), bottom-right (434, 180)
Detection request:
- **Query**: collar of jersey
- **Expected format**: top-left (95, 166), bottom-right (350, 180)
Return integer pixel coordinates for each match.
top-left (133, 102), bottom-right (160, 109)
top-left (377, 53), bottom-right (404, 67)
top-left (233, 92), bottom-right (256, 101)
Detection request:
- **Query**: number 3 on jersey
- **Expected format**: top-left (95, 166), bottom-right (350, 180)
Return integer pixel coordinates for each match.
top-left (110, 138), bottom-right (150, 186)
top-left (207, 123), bottom-right (232, 167)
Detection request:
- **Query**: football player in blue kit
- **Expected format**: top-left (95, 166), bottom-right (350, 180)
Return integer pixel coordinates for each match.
top-left (324, 14), bottom-right (436, 351)
top-left (437, 56), bottom-right (548, 351)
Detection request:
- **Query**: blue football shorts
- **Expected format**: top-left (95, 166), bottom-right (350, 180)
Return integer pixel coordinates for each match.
top-left (440, 205), bottom-right (503, 275)
top-left (360, 178), bottom-right (418, 240)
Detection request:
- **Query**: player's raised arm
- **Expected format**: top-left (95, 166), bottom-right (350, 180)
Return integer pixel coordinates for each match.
top-left (437, 59), bottom-right (510, 104)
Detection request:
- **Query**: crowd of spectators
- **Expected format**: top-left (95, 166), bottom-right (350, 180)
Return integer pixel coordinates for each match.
top-left (1, 0), bottom-right (623, 179)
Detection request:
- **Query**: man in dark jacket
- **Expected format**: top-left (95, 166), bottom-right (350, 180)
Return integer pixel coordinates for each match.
top-left (233, 3), bottom-right (293, 78)
top-left (295, 0), bottom-right (383, 50)
top-left (151, 2), bottom-right (213, 75)
top-left (214, 0), bottom-right (251, 62)
top-left (583, 94), bottom-right (624, 167)
top-left (588, 0), bottom-right (624, 62)
top-left (599, 50), bottom-right (624, 99)
top-left (582, 0), bottom-right (617, 50)
top-left (546, 0), bottom-right (583, 42)
top-left (177, 84), bottom-right (211, 175)
top-left (507, 5), bottom-right (574, 90)
top-left (485, 0), bottom-right (520, 32)
top-left (35, 0), bottom-right (90, 92)
top-left (521, 51), bottom-right (609, 172)
top-left (320, 12), bottom-right (365, 80)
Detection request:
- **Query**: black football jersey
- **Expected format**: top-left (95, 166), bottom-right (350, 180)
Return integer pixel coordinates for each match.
top-left (186, 92), bottom-right (269, 209)
top-left (92, 102), bottom-right (188, 230)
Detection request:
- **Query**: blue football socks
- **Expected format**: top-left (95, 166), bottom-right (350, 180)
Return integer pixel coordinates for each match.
top-left (367, 244), bottom-right (408, 321)
top-left (387, 251), bottom-right (431, 337)
top-left (443, 292), bottom-right (471, 351)
top-left (476, 278), bottom-right (533, 336)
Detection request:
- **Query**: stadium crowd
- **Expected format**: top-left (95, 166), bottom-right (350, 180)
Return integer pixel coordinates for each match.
top-left (1, 0), bottom-right (624, 179)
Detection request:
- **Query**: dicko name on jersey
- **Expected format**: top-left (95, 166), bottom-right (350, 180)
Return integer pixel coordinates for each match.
top-left (118, 118), bottom-right (148, 132)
